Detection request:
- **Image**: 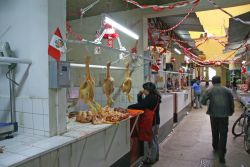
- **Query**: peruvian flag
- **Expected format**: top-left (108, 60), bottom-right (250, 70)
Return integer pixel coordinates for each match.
top-left (48, 27), bottom-right (66, 62)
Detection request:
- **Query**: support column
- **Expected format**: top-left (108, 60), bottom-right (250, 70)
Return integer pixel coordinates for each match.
top-left (201, 67), bottom-right (204, 80)
top-left (206, 66), bottom-right (209, 81)
top-left (48, 0), bottom-right (67, 135)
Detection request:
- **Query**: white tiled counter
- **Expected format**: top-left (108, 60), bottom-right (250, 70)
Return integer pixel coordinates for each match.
top-left (0, 119), bottom-right (130, 167)
top-left (170, 89), bottom-right (192, 123)
top-left (158, 93), bottom-right (174, 142)
top-left (159, 93), bottom-right (174, 128)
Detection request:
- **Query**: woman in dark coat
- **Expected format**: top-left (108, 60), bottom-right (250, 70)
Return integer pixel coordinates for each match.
top-left (128, 82), bottom-right (161, 164)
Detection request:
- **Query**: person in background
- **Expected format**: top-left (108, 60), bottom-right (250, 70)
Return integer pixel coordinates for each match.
top-left (186, 76), bottom-right (190, 86)
top-left (192, 80), bottom-right (202, 108)
top-left (166, 77), bottom-right (172, 90)
top-left (205, 81), bottom-right (209, 89)
top-left (201, 76), bottom-right (234, 164)
top-left (128, 82), bottom-right (161, 164)
top-left (231, 77), bottom-right (237, 98)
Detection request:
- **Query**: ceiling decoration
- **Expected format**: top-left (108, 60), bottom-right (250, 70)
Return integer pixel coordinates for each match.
top-left (188, 4), bottom-right (250, 62)
top-left (124, 0), bottom-right (199, 12)
top-left (228, 12), bottom-right (250, 43)
top-left (66, 0), bottom-right (184, 20)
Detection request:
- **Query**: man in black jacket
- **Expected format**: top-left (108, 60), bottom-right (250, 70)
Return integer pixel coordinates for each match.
top-left (128, 82), bottom-right (161, 164)
top-left (201, 76), bottom-right (234, 164)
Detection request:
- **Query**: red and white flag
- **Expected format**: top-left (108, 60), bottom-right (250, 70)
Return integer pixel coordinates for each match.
top-left (48, 27), bottom-right (66, 62)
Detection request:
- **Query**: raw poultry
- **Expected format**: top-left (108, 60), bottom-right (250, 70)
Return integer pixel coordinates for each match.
top-left (79, 56), bottom-right (102, 112)
top-left (102, 62), bottom-right (115, 107)
top-left (121, 62), bottom-right (133, 102)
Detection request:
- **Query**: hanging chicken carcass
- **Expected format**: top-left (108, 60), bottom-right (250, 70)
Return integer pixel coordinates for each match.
top-left (102, 62), bottom-right (115, 107)
top-left (79, 56), bottom-right (102, 112)
top-left (121, 62), bottom-right (133, 102)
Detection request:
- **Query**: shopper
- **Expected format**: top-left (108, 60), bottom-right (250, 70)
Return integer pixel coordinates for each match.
top-left (201, 76), bottom-right (234, 164)
top-left (231, 77), bottom-right (237, 98)
top-left (166, 77), bottom-right (172, 90)
top-left (128, 82), bottom-right (161, 164)
top-left (192, 80), bottom-right (202, 108)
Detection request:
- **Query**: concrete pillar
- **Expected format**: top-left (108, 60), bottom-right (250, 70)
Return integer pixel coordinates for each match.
top-left (48, 0), bottom-right (67, 135)
top-left (206, 67), bottom-right (209, 81)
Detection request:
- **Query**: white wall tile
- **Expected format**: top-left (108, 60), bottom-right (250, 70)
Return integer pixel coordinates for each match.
top-left (23, 98), bottom-right (33, 113)
top-left (18, 127), bottom-right (24, 133)
top-left (33, 114), bottom-right (44, 131)
top-left (32, 99), bottom-right (43, 114)
top-left (23, 127), bottom-right (34, 134)
top-left (23, 113), bottom-right (33, 128)
top-left (44, 131), bottom-right (50, 137)
top-left (16, 111), bottom-right (24, 127)
top-left (0, 97), bottom-right (10, 110)
top-left (16, 98), bottom-right (23, 112)
top-left (34, 129), bottom-right (45, 136)
top-left (0, 109), bottom-right (11, 122)
top-left (44, 115), bottom-right (49, 131)
top-left (42, 99), bottom-right (49, 115)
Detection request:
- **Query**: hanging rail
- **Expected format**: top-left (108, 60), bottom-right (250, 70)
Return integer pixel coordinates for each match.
top-left (0, 57), bottom-right (32, 65)
top-left (66, 39), bottom-right (153, 62)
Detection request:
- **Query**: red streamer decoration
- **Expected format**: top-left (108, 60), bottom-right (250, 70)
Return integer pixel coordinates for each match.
top-left (66, 22), bottom-right (84, 41)
top-left (125, 0), bottom-right (200, 12)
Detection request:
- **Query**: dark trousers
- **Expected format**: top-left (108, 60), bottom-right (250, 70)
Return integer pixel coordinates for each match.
top-left (210, 117), bottom-right (229, 158)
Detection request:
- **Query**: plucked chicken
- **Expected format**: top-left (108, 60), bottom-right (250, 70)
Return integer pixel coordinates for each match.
top-left (102, 62), bottom-right (115, 107)
top-left (121, 62), bottom-right (133, 102)
top-left (79, 56), bottom-right (102, 112)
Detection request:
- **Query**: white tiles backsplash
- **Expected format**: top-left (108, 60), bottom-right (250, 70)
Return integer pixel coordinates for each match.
top-left (22, 98), bottom-right (33, 113)
top-left (32, 99), bottom-right (44, 114)
top-left (33, 114), bottom-right (44, 131)
top-left (44, 131), bottom-right (50, 137)
top-left (23, 127), bottom-right (34, 135)
top-left (16, 98), bottom-right (23, 112)
top-left (34, 129), bottom-right (45, 136)
top-left (16, 111), bottom-right (24, 126)
top-left (0, 96), bottom-right (10, 110)
top-left (23, 113), bottom-right (33, 128)
top-left (43, 115), bottom-right (50, 131)
top-left (14, 98), bottom-right (50, 137)
top-left (42, 99), bottom-right (49, 115)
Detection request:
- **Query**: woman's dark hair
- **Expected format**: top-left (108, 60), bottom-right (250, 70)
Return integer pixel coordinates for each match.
top-left (143, 82), bottom-right (161, 101)
top-left (143, 82), bottom-right (156, 92)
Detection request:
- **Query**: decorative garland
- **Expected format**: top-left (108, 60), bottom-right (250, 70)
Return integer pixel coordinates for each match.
top-left (66, 22), bottom-right (84, 40)
top-left (125, 0), bottom-right (200, 11)
top-left (154, 1), bottom-right (199, 33)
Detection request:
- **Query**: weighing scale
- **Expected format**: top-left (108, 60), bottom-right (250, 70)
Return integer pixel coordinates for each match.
top-left (0, 42), bottom-right (31, 138)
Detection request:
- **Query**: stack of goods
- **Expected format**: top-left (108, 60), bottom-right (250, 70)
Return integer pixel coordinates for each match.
top-left (75, 107), bottom-right (130, 124)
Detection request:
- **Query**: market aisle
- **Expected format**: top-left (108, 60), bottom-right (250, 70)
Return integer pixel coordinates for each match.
top-left (153, 102), bottom-right (250, 167)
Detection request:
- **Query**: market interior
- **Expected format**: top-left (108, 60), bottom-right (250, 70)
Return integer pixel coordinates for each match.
top-left (0, 0), bottom-right (249, 167)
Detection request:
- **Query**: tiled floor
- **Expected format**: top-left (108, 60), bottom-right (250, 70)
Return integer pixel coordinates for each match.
top-left (153, 102), bottom-right (250, 167)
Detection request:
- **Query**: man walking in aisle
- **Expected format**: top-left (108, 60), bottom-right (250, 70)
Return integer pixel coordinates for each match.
top-left (201, 76), bottom-right (234, 164)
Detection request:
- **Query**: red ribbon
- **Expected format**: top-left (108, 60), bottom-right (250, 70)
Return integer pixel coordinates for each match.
top-left (125, 0), bottom-right (200, 12)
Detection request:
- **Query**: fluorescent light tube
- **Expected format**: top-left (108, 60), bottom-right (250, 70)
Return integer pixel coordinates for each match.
top-left (104, 16), bottom-right (139, 40)
top-left (185, 56), bottom-right (190, 60)
top-left (174, 48), bottom-right (181, 55)
top-left (70, 63), bottom-right (126, 70)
